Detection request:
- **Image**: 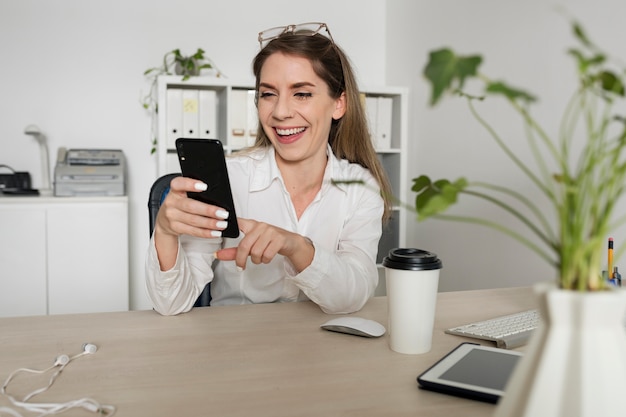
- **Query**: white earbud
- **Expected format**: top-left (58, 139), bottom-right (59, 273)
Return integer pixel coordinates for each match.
top-left (82, 343), bottom-right (98, 354)
top-left (54, 354), bottom-right (70, 366)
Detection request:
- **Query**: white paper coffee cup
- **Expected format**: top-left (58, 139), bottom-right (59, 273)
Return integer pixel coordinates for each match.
top-left (383, 248), bottom-right (442, 354)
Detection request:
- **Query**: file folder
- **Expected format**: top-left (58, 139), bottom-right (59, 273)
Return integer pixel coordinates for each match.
top-left (182, 89), bottom-right (200, 139)
top-left (230, 89), bottom-right (248, 149)
top-left (166, 88), bottom-right (183, 150)
top-left (199, 89), bottom-right (218, 138)
top-left (376, 97), bottom-right (393, 149)
top-left (364, 96), bottom-right (379, 149)
top-left (246, 90), bottom-right (258, 146)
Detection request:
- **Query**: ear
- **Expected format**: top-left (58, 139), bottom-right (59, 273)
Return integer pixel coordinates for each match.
top-left (332, 92), bottom-right (347, 120)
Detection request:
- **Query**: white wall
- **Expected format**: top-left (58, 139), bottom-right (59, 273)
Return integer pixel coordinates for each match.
top-left (2, 0), bottom-right (625, 311)
top-left (385, 0), bottom-right (626, 291)
top-left (0, 0), bottom-right (387, 310)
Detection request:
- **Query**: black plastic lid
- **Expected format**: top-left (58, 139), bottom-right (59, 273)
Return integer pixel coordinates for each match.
top-left (382, 248), bottom-right (442, 271)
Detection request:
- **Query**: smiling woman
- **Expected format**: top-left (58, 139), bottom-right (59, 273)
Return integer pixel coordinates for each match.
top-left (146, 23), bottom-right (393, 316)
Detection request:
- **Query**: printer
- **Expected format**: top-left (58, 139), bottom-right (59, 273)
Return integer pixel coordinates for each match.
top-left (54, 148), bottom-right (126, 197)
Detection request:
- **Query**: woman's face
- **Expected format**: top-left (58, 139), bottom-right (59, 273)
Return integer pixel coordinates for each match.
top-left (257, 52), bottom-right (345, 167)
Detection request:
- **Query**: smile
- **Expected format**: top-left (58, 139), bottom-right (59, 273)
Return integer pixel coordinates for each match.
top-left (276, 127), bottom-right (306, 136)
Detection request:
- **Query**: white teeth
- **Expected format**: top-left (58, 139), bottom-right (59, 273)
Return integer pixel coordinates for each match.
top-left (276, 127), bottom-right (305, 136)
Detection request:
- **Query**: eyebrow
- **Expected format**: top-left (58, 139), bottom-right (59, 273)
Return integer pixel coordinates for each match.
top-left (259, 81), bottom-right (317, 90)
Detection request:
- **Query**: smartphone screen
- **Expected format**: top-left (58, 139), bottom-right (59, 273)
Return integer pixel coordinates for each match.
top-left (175, 138), bottom-right (240, 238)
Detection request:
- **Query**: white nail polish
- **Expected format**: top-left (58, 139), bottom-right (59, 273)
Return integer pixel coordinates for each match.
top-left (211, 230), bottom-right (222, 237)
top-left (216, 210), bottom-right (229, 219)
top-left (216, 221), bottom-right (228, 229)
top-left (236, 266), bottom-right (243, 273)
top-left (194, 182), bottom-right (208, 191)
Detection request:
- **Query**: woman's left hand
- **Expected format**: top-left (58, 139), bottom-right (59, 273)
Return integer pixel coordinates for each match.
top-left (215, 218), bottom-right (314, 272)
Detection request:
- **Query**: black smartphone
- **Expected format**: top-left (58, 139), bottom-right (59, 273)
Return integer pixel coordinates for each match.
top-left (175, 138), bottom-right (240, 238)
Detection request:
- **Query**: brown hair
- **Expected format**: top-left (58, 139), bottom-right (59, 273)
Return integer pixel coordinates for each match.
top-left (251, 33), bottom-right (393, 222)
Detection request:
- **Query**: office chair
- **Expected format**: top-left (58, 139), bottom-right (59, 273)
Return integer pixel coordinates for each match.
top-left (148, 173), bottom-right (211, 307)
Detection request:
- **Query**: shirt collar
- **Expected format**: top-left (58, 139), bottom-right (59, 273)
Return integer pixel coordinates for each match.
top-left (247, 144), bottom-right (349, 194)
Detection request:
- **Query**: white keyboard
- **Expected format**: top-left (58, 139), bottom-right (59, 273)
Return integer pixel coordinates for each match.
top-left (445, 309), bottom-right (539, 349)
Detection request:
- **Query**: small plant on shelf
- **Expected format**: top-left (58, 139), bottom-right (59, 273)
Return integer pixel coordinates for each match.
top-left (141, 48), bottom-right (223, 154)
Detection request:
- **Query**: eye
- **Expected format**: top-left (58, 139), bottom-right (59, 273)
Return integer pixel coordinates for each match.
top-left (295, 92), bottom-right (313, 99)
top-left (259, 91), bottom-right (276, 99)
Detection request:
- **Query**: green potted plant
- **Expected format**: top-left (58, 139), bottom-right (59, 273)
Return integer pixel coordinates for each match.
top-left (416, 19), bottom-right (626, 417)
top-left (141, 48), bottom-right (223, 153)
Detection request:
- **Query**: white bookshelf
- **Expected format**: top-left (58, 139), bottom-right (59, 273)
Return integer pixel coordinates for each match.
top-left (156, 76), bottom-right (408, 295)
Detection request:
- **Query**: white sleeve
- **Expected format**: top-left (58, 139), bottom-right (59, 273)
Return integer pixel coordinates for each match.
top-left (145, 234), bottom-right (220, 315)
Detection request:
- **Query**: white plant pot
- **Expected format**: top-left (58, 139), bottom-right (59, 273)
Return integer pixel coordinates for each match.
top-left (495, 282), bottom-right (626, 417)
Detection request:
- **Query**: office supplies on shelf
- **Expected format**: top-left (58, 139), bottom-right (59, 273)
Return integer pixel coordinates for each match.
top-left (166, 88), bottom-right (183, 149)
top-left (199, 89), bottom-right (218, 138)
top-left (445, 309), bottom-right (539, 349)
top-left (363, 95), bottom-right (393, 150)
top-left (0, 165), bottom-right (37, 195)
top-left (230, 89), bottom-right (256, 148)
top-left (182, 89), bottom-right (200, 138)
top-left (54, 148), bottom-right (126, 196)
top-left (611, 266), bottom-right (622, 287)
top-left (23, 124), bottom-right (52, 195)
top-left (608, 237), bottom-right (614, 280)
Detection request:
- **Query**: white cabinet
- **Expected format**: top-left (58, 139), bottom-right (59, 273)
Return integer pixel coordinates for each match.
top-left (0, 196), bottom-right (129, 317)
top-left (155, 76), bottom-right (408, 295)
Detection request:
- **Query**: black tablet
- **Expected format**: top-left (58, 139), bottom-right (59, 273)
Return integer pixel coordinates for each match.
top-left (417, 342), bottom-right (522, 403)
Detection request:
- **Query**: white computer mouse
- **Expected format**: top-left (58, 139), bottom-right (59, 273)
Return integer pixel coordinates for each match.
top-left (320, 316), bottom-right (386, 338)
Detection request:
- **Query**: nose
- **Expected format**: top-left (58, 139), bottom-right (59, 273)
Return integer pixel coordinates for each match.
top-left (272, 95), bottom-right (293, 120)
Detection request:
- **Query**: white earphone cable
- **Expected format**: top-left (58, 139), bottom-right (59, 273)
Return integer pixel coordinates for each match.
top-left (0, 345), bottom-right (116, 416)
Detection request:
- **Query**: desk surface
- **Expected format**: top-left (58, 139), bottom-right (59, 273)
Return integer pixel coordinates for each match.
top-left (0, 287), bottom-right (536, 417)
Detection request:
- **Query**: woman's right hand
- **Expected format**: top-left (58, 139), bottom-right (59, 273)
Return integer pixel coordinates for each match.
top-left (153, 176), bottom-right (231, 270)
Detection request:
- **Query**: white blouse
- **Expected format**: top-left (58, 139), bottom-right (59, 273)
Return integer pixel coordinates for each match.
top-left (145, 145), bottom-right (383, 315)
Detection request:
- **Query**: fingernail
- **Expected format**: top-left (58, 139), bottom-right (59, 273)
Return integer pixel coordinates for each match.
top-left (194, 182), bottom-right (208, 191)
top-left (211, 230), bottom-right (222, 237)
top-left (236, 266), bottom-right (244, 273)
top-left (216, 210), bottom-right (229, 219)
top-left (216, 221), bottom-right (228, 229)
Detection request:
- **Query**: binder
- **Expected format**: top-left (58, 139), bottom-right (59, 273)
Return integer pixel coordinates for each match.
top-left (376, 97), bottom-right (393, 149)
top-left (166, 88), bottom-right (183, 149)
top-left (165, 152), bottom-right (180, 175)
top-left (246, 90), bottom-right (258, 146)
top-left (182, 89), bottom-right (200, 139)
top-left (364, 96), bottom-right (379, 149)
top-left (230, 89), bottom-right (248, 149)
top-left (199, 89), bottom-right (218, 138)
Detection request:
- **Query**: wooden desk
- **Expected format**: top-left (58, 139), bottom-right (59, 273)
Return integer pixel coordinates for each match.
top-left (0, 287), bottom-right (536, 416)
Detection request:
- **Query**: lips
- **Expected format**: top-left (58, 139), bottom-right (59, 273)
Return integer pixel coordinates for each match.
top-left (274, 127), bottom-right (306, 144)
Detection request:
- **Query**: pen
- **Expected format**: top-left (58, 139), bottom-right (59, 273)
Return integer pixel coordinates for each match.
top-left (608, 237), bottom-right (614, 281)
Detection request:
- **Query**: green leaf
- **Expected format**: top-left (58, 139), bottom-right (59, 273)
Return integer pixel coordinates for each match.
top-left (423, 49), bottom-right (482, 106)
top-left (597, 70), bottom-right (625, 96)
top-left (411, 175), bottom-right (432, 192)
top-left (573, 21), bottom-right (592, 48)
top-left (486, 81), bottom-right (537, 103)
top-left (192, 48), bottom-right (206, 60)
top-left (412, 176), bottom-right (467, 220)
top-left (568, 48), bottom-right (606, 75)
